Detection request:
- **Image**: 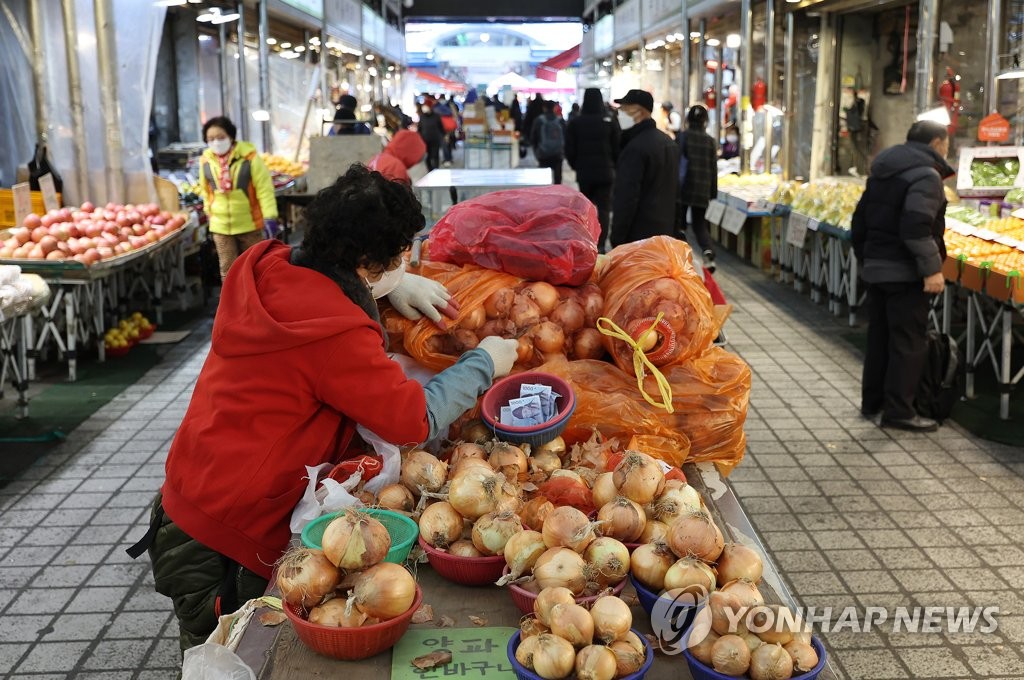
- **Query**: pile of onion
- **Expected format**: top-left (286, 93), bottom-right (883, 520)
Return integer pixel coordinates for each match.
top-left (321, 511), bottom-right (392, 571)
top-left (517, 589), bottom-right (641, 680)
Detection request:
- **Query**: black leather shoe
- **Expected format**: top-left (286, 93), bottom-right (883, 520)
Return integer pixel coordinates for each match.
top-left (703, 250), bottom-right (716, 273)
top-left (860, 408), bottom-right (881, 420)
top-left (880, 415), bottom-right (939, 432)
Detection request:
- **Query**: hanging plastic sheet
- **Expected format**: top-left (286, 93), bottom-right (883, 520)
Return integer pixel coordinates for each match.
top-left (0, 1), bottom-right (36, 188)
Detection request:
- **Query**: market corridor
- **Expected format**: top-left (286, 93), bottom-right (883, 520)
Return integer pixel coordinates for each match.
top-left (0, 255), bottom-right (1022, 679)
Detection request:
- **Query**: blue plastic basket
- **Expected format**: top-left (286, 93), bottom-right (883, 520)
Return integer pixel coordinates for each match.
top-left (507, 629), bottom-right (654, 680)
top-left (300, 508), bottom-right (418, 564)
top-left (629, 573), bottom-right (705, 634)
top-left (682, 629), bottom-right (827, 680)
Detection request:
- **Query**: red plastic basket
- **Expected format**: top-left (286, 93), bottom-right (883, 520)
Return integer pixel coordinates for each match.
top-left (104, 345), bottom-right (131, 358)
top-left (502, 565), bottom-right (628, 615)
top-left (418, 536), bottom-right (507, 586)
top-left (137, 324), bottom-right (157, 340)
top-left (283, 584), bottom-right (423, 660)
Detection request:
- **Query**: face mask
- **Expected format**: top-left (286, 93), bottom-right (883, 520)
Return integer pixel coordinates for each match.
top-left (209, 139), bottom-right (232, 156)
top-left (366, 261), bottom-right (405, 299)
top-left (617, 109), bottom-right (636, 130)
top-left (726, 134), bottom-right (739, 143)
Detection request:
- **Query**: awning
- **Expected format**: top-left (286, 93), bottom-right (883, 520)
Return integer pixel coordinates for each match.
top-left (535, 44), bottom-right (580, 82)
top-left (408, 68), bottom-right (466, 92)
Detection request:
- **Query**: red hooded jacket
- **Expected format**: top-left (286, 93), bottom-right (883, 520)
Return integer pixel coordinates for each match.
top-left (161, 240), bottom-right (430, 579)
top-left (367, 129), bottom-right (426, 184)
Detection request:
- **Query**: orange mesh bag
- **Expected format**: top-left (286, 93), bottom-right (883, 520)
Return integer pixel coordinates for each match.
top-left (534, 357), bottom-right (691, 469)
top-left (597, 236), bottom-right (717, 375)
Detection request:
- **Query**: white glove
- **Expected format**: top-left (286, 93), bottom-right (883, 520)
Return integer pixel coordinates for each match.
top-left (477, 336), bottom-right (519, 378)
top-left (386, 273), bottom-right (455, 325)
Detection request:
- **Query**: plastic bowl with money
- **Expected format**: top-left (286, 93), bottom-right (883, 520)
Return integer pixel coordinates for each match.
top-left (480, 372), bottom-right (576, 448)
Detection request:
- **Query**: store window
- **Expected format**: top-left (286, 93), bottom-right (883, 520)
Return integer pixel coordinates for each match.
top-left (788, 13), bottom-right (819, 181)
top-left (935, 0), bottom-right (989, 154)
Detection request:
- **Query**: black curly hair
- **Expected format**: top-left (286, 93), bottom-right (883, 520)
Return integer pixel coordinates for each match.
top-left (202, 116), bottom-right (237, 141)
top-left (301, 164), bottom-right (424, 275)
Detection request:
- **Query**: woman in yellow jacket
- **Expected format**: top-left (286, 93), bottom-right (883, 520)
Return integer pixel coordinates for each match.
top-left (199, 116), bottom-right (279, 281)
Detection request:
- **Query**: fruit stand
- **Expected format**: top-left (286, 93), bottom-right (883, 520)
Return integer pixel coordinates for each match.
top-left (230, 462), bottom-right (841, 680)
top-left (0, 271), bottom-right (49, 417)
top-left (709, 175), bottom-right (781, 269)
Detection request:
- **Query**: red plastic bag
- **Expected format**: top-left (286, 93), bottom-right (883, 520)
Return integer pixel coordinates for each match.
top-left (427, 185), bottom-right (601, 286)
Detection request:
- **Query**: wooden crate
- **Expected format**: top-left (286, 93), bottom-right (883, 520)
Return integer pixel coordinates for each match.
top-left (0, 188), bottom-right (57, 229)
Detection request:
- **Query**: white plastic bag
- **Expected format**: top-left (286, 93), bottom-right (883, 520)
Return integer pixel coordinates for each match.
top-left (181, 643), bottom-right (256, 680)
top-left (288, 463), bottom-right (363, 535)
top-left (360, 425), bottom-right (401, 495)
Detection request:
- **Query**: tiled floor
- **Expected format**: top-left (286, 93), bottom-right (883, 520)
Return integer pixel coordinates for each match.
top-left (1, 248), bottom-right (1022, 679)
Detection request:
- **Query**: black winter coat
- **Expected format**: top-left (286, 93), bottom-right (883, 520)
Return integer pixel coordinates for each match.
top-left (417, 111), bottom-right (446, 144)
top-left (851, 141), bottom-right (953, 283)
top-left (565, 112), bottom-right (619, 185)
top-left (611, 119), bottom-right (680, 247)
top-left (678, 129), bottom-right (718, 208)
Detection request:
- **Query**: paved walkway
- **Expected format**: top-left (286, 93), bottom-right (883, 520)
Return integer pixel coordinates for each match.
top-left (0, 249), bottom-right (1021, 679)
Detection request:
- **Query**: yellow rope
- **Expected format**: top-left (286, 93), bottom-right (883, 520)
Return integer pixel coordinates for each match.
top-left (596, 314), bottom-right (675, 413)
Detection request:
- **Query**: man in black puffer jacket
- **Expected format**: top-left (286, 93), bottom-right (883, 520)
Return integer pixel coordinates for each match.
top-left (610, 90), bottom-right (680, 247)
top-left (566, 88), bottom-right (620, 252)
top-left (851, 121), bottom-right (953, 432)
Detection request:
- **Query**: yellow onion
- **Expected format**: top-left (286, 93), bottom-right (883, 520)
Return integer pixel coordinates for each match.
top-left (516, 633), bottom-right (541, 670)
top-left (629, 541), bottom-right (676, 591)
top-left (534, 547), bottom-right (587, 594)
top-left (534, 586), bottom-right (576, 626)
top-left (591, 472), bottom-right (617, 509)
top-left (582, 537), bottom-right (629, 589)
top-left (418, 501), bottom-right (464, 548)
top-left (664, 557), bottom-right (716, 597)
top-left (520, 497), bottom-right (555, 532)
top-left (607, 634), bottom-right (644, 677)
top-left (523, 281), bottom-right (560, 316)
top-left (720, 578), bottom-right (765, 608)
top-left (321, 511), bottom-right (392, 570)
top-left (750, 642), bottom-right (793, 680)
top-left (589, 595), bottom-right (632, 643)
top-left (400, 449), bottom-right (448, 496)
top-left (529, 448), bottom-right (563, 476)
top-left (521, 616), bottom-right (550, 639)
top-left (471, 511), bottom-right (523, 556)
top-left (349, 562), bottom-right (416, 621)
top-left (451, 456), bottom-right (494, 478)
top-left (488, 441), bottom-right (529, 482)
top-left (461, 418), bottom-right (492, 443)
top-left (639, 520), bottom-right (670, 544)
top-left (376, 484), bottom-right (415, 512)
top-left (549, 602), bottom-right (594, 648)
top-left (739, 629), bottom-right (764, 653)
top-left (712, 634), bottom-right (751, 676)
top-left (308, 597), bottom-right (367, 627)
top-left (575, 644), bottom-right (617, 680)
top-left (749, 605), bottom-right (808, 645)
top-left (666, 510), bottom-right (724, 563)
top-left (449, 467), bottom-right (520, 520)
top-left (688, 628), bottom-right (720, 665)
top-left (500, 530), bottom-right (548, 583)
top-left (784, 640), bottom-right (818, 673)
top-left (653, 483), bottom-right (702, 523)
top-left (532, 633), bottom-right (576, 680)
top-left (612, 451), bottom-right (665, 505)
top-left (275, 547), bottom-right (340, 608)
top-left (709, 590), bottom-right (748, 636)
top-left (535, 436), bottom-right (567, 462)
top-left (596, 497), bottom-right (647, 542)
top-left (542, 506), bottom-right (597, 553)
top-left (717, 544), bottom-right (764, 585)
top-left (449, 539), bottom-right (483, 557)
top-left (449, 441), bottom-right (488, 469)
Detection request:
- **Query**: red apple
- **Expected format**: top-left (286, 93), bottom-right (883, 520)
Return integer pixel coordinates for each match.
top-left (38, 235), bottom-right (58, 254)
top-left (23, 213), bottom-right (42, 229)
top-left (132, 224), bottom-right (148, 236)
top-left (80, 201), bottom-right (95, 212)
top-left (46, 249), bottom-right (66, 261)
top-left (31, 226), bottom-right (48, 242)
top-left (10, 227), bottom-right (30, 245)
top-left (96, 246), bottom-right (114, 260)
top-left (28, 243), bottom-right (45, 258)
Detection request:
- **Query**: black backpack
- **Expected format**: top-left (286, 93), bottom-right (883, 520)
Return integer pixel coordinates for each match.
top-left (915, 330), bottom-right (964, 423)
top-left (536, 116), bottom-right (564, 158)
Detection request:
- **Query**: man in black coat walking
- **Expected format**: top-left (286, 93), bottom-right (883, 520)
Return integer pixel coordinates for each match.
top-left (566, 88), bottom-right (620, 252)
top-left (851, 121), bottom-right (952, 432)
top-left (610, 90), bottom-right (680, 247)
top-left (678, 105), bottom-right (720, 271)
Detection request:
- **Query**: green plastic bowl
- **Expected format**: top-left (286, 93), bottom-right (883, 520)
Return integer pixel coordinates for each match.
top-left (301, 508), bottom-right (419, 564)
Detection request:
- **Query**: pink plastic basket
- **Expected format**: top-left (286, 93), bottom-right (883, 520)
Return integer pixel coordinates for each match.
top-left (419, 536), bottom-right (507, 586)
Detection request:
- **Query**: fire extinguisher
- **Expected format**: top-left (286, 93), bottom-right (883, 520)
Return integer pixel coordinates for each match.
top-left (752, 77), bottom-right (767, 112)
top-left (937, 67), bottom-right (960, 134)
top-left (704, 86), bottom-right (717, 110)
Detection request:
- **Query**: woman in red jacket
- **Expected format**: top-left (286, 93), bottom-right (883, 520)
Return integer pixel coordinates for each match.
top-left (130, 165), bottom-right (518, 651)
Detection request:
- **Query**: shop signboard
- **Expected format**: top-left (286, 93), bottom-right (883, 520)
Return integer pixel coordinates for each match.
top-left (38, 174), bottom-right (59, 213)
top-left (325, 0), bottom-right (361, 42)
top-left (11, 182), bottom-right (31, 227)
top-left (721, 206), bottom-right (747, 235)
top-left (390, 627), bottom-right (517, 680)
top-left (706, 199), bottom-right (726, 225)
top-left (787, 212), bottom-right (810, 247)
top-left (594, 15), bottom-right (614, 55)
top-left (279, 0), bottom-right (323, 19)
top-left (978, 113), bottom-right (1010, 143)
top-left (613, 0), bottom-right (640, 49)
top-left (580, 24), bottom-right (595, 63)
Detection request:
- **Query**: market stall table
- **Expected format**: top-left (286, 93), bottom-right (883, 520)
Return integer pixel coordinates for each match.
top-left (233, 461), bottom-right (841, 680)
top-left (414, 169), bottom-right (554, 222)
top-left (0, 274), bottom-right (49, 418)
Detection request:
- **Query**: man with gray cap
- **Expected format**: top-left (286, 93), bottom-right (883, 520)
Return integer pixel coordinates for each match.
top-left (610, 89), bottom-right (680, 247)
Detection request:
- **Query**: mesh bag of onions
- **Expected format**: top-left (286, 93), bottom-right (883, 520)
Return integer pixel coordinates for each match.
top-left (596, 235), bottom-right (718, 373)
top-left (536, 348), bottom-right (750, 474)
top-left (384, 261), bottom-right (607, 373)
top-left (426, 185), bottom-right (601, 286)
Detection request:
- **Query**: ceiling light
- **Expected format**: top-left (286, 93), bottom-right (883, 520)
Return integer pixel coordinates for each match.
top-left (280, 42), bottom-right (291, 49)
top-left (365, 54), bottom-right (375, 60)
top-left (707, 38), bottom-right (721, 47)
top-left (154, 0), bottom-right (187, 7)
top-left (310, 37), bottom-right (321, 46)
top-left (198, 34), bottom-right (212, 41)
top-left (674, 33), bottom-right (684, 41)
top-left (198, 7), bottom-right (239, 23)
top-left (294, 45), bottom-right (305, 52)
top-left (266, 37), bottom-right (277, 45)
top-left (280, 50), bottom-right (299, 59)
top-left (480, 33), bottom-right (490, 43)
top-left (666, 34), bottom-right (676, 42)
top-left (252, 110), bottom-right (271, 121)
top-left (726, 34), bottom-right (741, 48)
top-left (691, 32), bottom-right (702, 39)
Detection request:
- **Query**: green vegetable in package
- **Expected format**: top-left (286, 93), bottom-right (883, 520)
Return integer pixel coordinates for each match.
top-left (970, 159), bottom-right (1020, 187)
